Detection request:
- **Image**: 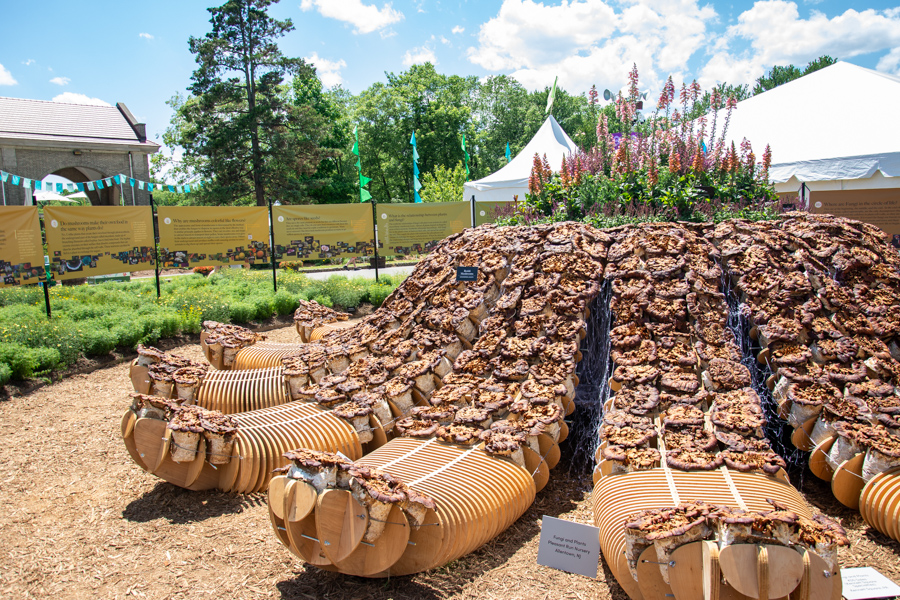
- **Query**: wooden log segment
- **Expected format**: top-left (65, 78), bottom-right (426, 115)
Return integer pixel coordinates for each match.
top-left (124, 400), bottom-right (368, 493)
top-left (859, 466), bottom-right (900, 541)
top-left (267, 437), bottom-right (536, 576)
top-left (592, 468), bottom-right (843, 600)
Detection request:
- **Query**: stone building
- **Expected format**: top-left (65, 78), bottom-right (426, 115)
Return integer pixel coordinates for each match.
top-left (0, 96), bottom-right (159, 206)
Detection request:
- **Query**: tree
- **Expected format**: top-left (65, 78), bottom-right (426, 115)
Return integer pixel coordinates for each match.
top-left (181, 0), bottom-right (327, 205)
top-left (420, 162), bottom-right (467, 203)
top-left (752, 55), bottom-right (838, 95)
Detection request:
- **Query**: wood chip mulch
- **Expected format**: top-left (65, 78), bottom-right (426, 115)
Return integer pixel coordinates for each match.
top-left (0, 325), bottom-right (897, 599)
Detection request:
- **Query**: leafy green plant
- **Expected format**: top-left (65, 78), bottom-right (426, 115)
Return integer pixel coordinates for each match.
top-left (0, 362), bottom-right (11, 386)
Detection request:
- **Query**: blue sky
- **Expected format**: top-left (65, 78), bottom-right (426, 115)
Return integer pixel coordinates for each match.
top-left (2, 0), bottom-right (900, 180)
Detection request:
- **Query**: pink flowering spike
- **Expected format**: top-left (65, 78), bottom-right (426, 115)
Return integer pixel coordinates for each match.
top-left (628, 63), bottom-right (640, 101)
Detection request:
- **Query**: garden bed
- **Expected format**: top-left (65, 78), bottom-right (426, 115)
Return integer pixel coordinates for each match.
top-left (0, 325), bottom-right (897, 599)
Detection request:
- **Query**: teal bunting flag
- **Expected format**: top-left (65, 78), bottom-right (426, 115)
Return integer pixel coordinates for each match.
top-left (147, 183), bottom-right (154, 192)
top-left (113, 175), bottom-right (121, 185)
top-left (0, 171), bottom-right (7, 183)
top-left (67, 183), bottom-right (74, 192)
top-left (184, 184), bottom-right (191, 193)
top-left (97, 180), bottom-right (105, 190)
top-left (168, 185), bottom-right (175, 193)
top-left (56, 183), bottom-right (63, 193)
top-left (104, 178), bottom-right (113, 187)
top-left (12, 175), bottom-right (19, 185)
top-left (87, 181), bottom-right (95, 191)
top-left (129, 178), bottom-right (135, 187)
top-left (77, 183), bottom-right (84, 192)
top-left (0, 169), bottom-right (208, 197)
top-left (138, 181), bottom-right (144, 190)
top-left (461, 135), bottom-right (470, 180)
top-left (35, 181), bottom-right (42, 191)
top-left (410, 130), bottom-right (422, 203)
top-left (506, 142), bottom-right (511, 162)
top-left (353, 124), bottom-right (372, 202)
top-left (23, 178), bottom-right (31, 189)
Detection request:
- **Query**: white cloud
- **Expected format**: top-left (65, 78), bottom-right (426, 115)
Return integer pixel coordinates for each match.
top-left (439, 35), bottom-right (450, 45)
top-left (22, 59), bottom-right (34, 66)
top-left (51, 93), bottom-right (111, 107)
top-left (877, 48), bottom-right (900, 75)
top-left (49, 76), bottom-right (70, 86)
top-left (300, 0), bottom-right (403, 34)
top-left (0, 63), bottom-right (16, 86)
top-left (403, 45), bottom-right (437, 66)
top-left (139, 32), bottom-right (154, 40)
top-left (306, 52), bottom-right (347, 87)
top-left (467, 0), bottom-right (715, 94)
top-left (700, 1), bottom-right (900, 87)
top-left (452, 26), bottom-right (465, 35)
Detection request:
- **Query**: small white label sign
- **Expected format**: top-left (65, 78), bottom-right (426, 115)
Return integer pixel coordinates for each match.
top-left (536, 516), bottom-right (600, 578)
top-left (841, 567), bottom-right (900, 600)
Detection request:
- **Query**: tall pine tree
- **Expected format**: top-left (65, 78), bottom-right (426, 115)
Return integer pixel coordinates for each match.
top-left (182, 0), bottom-right (326, 205)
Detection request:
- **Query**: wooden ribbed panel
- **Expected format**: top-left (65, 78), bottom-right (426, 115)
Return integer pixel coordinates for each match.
top-left (125, 401), bottom-right (363, 493)
top-left (233, 343), bottom-right (304, 370)
top-left (309, 321), bottom-right (356, 341)
top-left (268, 437), bottom-right (536, 577)
top-left (194, 367), bottom-right (290, 413)
top-left (591, 468), bottom-right (841, 600)
top-left (859, 467), bottom-right (900, 542)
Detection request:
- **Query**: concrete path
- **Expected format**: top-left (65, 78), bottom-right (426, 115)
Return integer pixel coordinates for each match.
top-left (301, 265), bottom-right (415, 281)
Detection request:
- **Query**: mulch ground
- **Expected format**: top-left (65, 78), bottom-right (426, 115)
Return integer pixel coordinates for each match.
top-left (0, 324), bottom-right (898, 599)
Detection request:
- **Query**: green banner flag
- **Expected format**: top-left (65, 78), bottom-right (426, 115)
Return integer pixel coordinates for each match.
top-left (360, 174), bottom-right (372, 187)
top-left (545, 76), bottom-right (558, 116)
top-left (352, 124), bottom-right (359, 156)
top-left (361, 189), bottom-right (372, 202)
top-left (462, 134), bottom-right (470, 179)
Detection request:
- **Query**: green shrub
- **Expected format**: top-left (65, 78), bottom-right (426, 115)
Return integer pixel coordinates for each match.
top-left (0, 363), bottom-right (11, 385)
top-left (30, 347), bottom-right (61, 373)
top-left (366, 283), bottom-right (393, 307)
top-left (229, 302), bottom-right (257, 323)
top-left (80, 328), bottom-right (118, 356)
top-left (112, 323), bottom-right (145, 348)
top-left (0, 343), bottom-right (39, 379)
top-left (311, 294), bottom-right (333, 308)
top-left (273, 291), bottom-right (299, 316)
top-left (323, 276), bottom-right (367, 309)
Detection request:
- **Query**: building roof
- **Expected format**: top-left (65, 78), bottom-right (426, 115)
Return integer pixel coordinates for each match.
top-left (0, 96), bottom-right (159, 153)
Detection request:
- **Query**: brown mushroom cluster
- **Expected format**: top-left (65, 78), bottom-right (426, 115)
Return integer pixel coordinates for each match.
top-left (137, 345), bottom-right (209, 402)
top-left (280, 449), bottom-right (436, 541)
top-left (623, 499), bottom-right (848, 581)
top-left (272, 224), bottom-right (604, 466)
top-left (202, 321), bottom-right (267, 367)
top-left (131, 391), bottom-right (238, 465)
top-left (712, 215), bottom-right (900, 482)
top-left (292, 298), bottom-right (350, 339)
top-left (599, 225), bottom-right (777, 476)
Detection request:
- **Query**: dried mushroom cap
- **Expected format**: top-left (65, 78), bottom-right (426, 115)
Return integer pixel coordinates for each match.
top-left (705, 358), bottom-right (752, 390)
top-left (786, 381), bottom-right (841, 406)
top-left (822, 360), bottom-right (868, 384)
top-left (131, 392), bottom-right (182, 413)
top-left (383, 377), bottom-right (414, 397)
top-left (395, 417), bottom-right (442, 438)
top-left (136, 344), bottom-right (167, 361)
top-left (409, 403), bottom-right (457, 422)
top-left (856, 425), bottom-right (900, 457)
top-left (611, 340), bottom-right (658, 366)
top-left (283, 448), bottom-right (352, 469)
top-left (613, 364), bottom-right (660, 385)
top-left (847, 378), bottom-right (895, 398)
top-left (797, 514), bottom-right (850, 548)
top-left (199, 410), bottom-right (238, 434)
top-left (405, 487), bottom-right (437, 511)
top-left (715, 430), bottom-right (772, 452)
top-left (436, 423), bottom-right (484, 445)
top-left (867, 393), bottom-right (900, 415)
top-left (349, 468), bottom-right (407, 504)
top-left (663, 427), bottom-right (719, 452)
top-left (601, 445), bottom-right (661, 469)
top-left (660, 367), bottom-right (701, 393)
top-left (332, 400), bottom-right (374, 419)
top-left (666, 448), bottom-right (724, 471)
top-left (662, 404), bottom-right (705, 428)
top-left (720, 450), bottom-right (786, 474)
top-left (625, 501), bottom-right (712, 540)
top-left (600, 425), bottom-right (657, 448)
top-left (167, 407), bottom-right (205, 433)
top-left (768, 342), bottom-right (814, 366)
top-left (522, 402), bottom-right (562, 425)
top-left (453, 406), bottom-right (493, 424)
top-left (481, 428), bottom-right (526, 455)
top-left (314, 388), bottom-right (347, 407)
top-left (611, 385), bottom-right (661, 415)
top-left (530, 361), bottom-right (576, 384)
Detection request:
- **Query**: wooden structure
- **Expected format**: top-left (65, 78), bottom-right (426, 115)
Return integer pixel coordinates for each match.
top-left (592, 468), bottom-right (843, 600)
top-left (267, 437), bottom-right (540, 576)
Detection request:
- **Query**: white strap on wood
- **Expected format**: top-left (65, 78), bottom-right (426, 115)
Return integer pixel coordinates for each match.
top-left (380, 438), bottom-right (437, 470)
top-left (409, 444), bottom-right (481, 487)
top-left (720, 466), bottom-right (749, 511)
top-left (664, 467), bottom-right (681, 505)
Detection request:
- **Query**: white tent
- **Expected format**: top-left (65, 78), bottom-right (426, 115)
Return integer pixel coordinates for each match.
top-left (464, 115), bottom-right (579, 203)
top-left (716, 61), bottom-right (900, 195)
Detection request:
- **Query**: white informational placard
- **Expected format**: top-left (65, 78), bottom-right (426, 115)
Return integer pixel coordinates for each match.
top-left (535, 516), bottom-right (601, 579)
top-left (841, 567), bottom-right (900, 600)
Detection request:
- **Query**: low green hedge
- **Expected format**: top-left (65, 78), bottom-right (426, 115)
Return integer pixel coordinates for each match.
top-left (0, 269), bottom-right (400, 383)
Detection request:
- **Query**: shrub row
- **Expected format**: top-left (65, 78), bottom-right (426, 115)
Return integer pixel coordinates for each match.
top-left (0, 270), bottom-right (400, 383)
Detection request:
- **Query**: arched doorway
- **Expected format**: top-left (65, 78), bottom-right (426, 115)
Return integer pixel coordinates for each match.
top-left (50, 167), bottom-right (118, 205)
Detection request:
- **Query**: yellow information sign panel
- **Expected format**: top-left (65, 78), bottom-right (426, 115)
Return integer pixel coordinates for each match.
top-left (377, 202), bottom-right (470, 255)
top-left (157, 206), bottom-right (270, 268)
top-left (0, 206), bottom-right (46, 287)
top-left (44, 206), bottom-right (155, 281)
top-left (474, 201), bottom-right (515, 226)
top-left (811, 189), bottom-right (900, 237)
top-left (273, 204), bottom-right (374, 260)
